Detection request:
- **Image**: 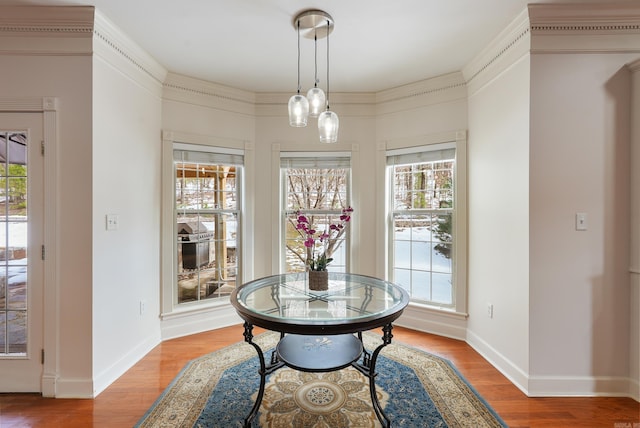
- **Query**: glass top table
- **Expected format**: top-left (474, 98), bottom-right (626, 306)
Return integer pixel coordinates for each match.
top-left (231, 271), bottom-right (410, 334)
top-left (230, 272), bottom-right (410, 427)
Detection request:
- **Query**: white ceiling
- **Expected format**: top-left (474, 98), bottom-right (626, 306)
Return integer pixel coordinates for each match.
top-left (0, 0), bottom-right (630, 93)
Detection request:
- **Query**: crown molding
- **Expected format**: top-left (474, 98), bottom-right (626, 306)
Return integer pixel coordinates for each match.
top-left (163, 72), bottom-right (256, 116)
top-left (529, 3), bottom-right (640, 53)
top-left (372, 72), bottom-right (467, 117)
top-left (0, 5), bottom-right (93, 55)
top-left (93, 10), bottom-right (167, 86)
top-left (529, 2), bottom-right (640, 27)
top-left (629, 58), bottom-right (640, 73)
top-left (0, 5), bottom-right (94, 35)
top-left (462, 8), bottom-right (531, 91)
top-left (255, 92), bottom-right (375, 106)
top-left (256, 75), bottom-right (464, 116)
top-left (376, 72), bottom-right (466, 104)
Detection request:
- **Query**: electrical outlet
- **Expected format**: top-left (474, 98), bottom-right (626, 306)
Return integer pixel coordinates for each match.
top-left (487, 303), bottom-right (494, 318)
top-left (139, 300), bottom-right (146, 315)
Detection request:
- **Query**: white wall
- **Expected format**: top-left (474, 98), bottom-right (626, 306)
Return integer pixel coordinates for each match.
top-left (465, 53), bottom-right (531, 390)
top-left (630, 59), bottom-right (640, 401)
top-left (375, 73), bottom-right (467, 142)
top-left (90, 12), bottom-right (167, 396)
top-left (529, 52), bottom-right (635, 396)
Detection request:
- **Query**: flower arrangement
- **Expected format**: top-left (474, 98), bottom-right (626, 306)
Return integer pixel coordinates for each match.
top-left (294, 206), bottom-right (354, 271)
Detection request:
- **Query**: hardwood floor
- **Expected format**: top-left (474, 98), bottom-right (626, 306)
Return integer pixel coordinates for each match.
top-left (0, 324), bottom-right (638, 427)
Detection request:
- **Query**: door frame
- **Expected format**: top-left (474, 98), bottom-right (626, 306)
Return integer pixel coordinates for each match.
top-left (0, 97), bottom-right (58, 396)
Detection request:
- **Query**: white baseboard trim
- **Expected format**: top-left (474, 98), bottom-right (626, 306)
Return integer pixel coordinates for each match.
top-left (161, 303), bottom-right (243, 340)
top-left (629, 377), bottom-right (640, 402)
top-left (41, 374), bottom-right (58, 398)
top-left (466, 329), bottom-right (639, 401)
top-left (466, 328), bottom-right (530, 395)
top-left (528, 375), bottom-right (635, 398)
top-left (52, 377), bottom-right (95, 399)
top-left (395, 304), bottom-right (468, 341)
top-left (92, 332), bottom-right (161, 398)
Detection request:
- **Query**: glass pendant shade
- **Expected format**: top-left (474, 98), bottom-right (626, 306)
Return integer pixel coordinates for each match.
top-left (318, 110), bottom-right (339, 143)
top-left (306, 87), bottom-right (326, 118)
top-left (288, 94), bottom-right (309, 127)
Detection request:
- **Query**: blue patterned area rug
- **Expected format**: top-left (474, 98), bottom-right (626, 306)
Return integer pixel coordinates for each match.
top-left (135, 332), bottom-right (507, 427)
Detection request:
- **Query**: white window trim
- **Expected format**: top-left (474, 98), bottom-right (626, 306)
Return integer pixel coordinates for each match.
top-left (271, 143), bottom-right (361, 275)
top-left (280, 152), bottom-right (352, 274)
top-left (377, 131), bottom-right (468, 318)
top-left (160, 131), bottom-right (254, 337)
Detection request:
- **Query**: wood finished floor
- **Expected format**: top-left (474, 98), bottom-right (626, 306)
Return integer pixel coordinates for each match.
top-left (0, 324), bottom-right (638, 427)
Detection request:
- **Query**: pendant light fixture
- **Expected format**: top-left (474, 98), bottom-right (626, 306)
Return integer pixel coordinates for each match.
top-left (289, 10), bottom-right (338, 143)
top-left (306, 33), bottom-right (325, 118)
top-left (318, 18), bottom-right (339, 143)
top-left (288, 20), bottom-right (309, 127)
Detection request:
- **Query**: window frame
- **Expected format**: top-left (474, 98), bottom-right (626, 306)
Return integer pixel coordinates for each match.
top-left (173, 147), bottom-right (243, 305)
top-left (383, 134), bottom-right (467, 316)
top-left (279, 152), bottom-right (352, 274)
top-left (161, 132), bottom-right (250, 320)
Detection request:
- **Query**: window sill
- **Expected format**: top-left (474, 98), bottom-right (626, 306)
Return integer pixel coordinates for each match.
top-left (408, 301), bottom-right (468, 320)
top-left (161, 297), bottom-right (232, 321)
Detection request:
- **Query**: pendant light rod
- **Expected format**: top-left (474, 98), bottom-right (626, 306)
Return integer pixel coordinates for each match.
top-left (313, 33), bottom-right (319, 87)
top-left (296, 20), bottom-right (301, 93)
top-left (325, 18), bottom-right (330, 110)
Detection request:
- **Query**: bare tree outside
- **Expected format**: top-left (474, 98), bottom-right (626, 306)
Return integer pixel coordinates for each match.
top-left (284, 167), bottom-right (350, 273)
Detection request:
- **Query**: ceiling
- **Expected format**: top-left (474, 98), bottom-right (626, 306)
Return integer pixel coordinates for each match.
top-left (0, 0), bottom-right (629, 93)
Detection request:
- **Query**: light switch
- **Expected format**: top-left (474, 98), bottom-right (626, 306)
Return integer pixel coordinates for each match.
top-left (106, 214), bottom-right (119, 231)
top-left (575, 212), bottom-right (587, 231)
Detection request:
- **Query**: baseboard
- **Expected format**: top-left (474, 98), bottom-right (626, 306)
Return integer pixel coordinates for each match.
top-left (465, 328), bottom-right (530, 395)
top-left (41, 374), bottom-right (57, 397)
top-left (466, 329), bottom-right (639, 401)
top-left (92, 332), bottom-right (161, 397)
top-left (396, 304), bottom-right (468, 341)
top-left (528, 375), bottom-right (636, 399)
top-left (51, 377), bottom-right (95, 399)
top-left (630, 377), bottom-right (640, 402)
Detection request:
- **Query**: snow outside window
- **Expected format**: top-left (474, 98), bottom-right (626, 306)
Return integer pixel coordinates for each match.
top-left (388, 144), bottom-right (456, 308)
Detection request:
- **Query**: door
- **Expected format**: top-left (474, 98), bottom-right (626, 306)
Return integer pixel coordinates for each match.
top-left (0, 113), bottom-right (44, 392)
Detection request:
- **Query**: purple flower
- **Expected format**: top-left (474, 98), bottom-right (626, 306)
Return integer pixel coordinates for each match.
top-left (292, 206), bottom-right (355, 271)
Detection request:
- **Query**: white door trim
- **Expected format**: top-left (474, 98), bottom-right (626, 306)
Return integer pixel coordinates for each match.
top-left (0, 97), bottom-right (58, 396)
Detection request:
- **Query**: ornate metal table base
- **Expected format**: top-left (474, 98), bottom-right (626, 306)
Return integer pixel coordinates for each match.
top-left (241, 321), bottom-right (394, 428)
top-left (352, 323), bottom-right (394, 427)
top-left (241, 322), bottom-right (283, 427)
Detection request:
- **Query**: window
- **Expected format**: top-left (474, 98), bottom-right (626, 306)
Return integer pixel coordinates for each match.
top-left (281, 154), bottom-right (351, 273)
top-left (388, 143), bottom-right (457, 307)
top-left (174, 148), bottom-right (242, 304)
top-left (0, 132), bottom-right (27, 355)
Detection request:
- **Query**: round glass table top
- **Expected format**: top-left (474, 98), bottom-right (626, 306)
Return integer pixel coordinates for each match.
top-left (230, 272), bottom-right (410, 334)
